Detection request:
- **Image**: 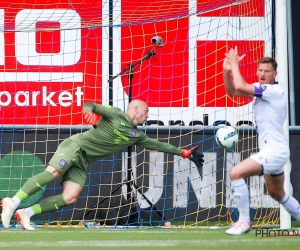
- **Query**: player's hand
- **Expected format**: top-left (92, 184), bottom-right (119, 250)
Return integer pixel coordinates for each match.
top-left (83, 110), bottom-right (97, 125)
top-left (225, 46), bottom-right (246, 66)
top-left (181, 145), bottom-right (204, 168)
top-left (223, 57), bottom-right (231, 71)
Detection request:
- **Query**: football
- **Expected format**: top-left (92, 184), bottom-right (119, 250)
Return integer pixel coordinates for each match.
top-left (215, 126), bottom-right (238, 149)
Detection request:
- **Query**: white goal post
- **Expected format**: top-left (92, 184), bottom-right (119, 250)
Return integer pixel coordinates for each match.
top-left (276, 0), bottom-right (291, 229)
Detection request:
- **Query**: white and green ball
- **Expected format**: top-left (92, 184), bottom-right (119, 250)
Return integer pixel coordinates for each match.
top-left (215, 126), bottom-right (238, 149)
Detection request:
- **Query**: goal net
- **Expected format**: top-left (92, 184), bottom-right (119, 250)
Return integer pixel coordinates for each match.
top-left (0, 0), bottom-right (280, 228)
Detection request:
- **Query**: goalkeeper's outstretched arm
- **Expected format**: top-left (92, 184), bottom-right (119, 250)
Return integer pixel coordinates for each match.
top-left (138, 137), bottom-right (204, 169)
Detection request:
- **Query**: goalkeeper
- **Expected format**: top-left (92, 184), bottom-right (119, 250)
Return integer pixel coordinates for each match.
top-left (1, 99), bottom-right (204, 230)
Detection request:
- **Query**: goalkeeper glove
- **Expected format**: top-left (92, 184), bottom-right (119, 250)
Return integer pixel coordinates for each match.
top-left (83, 110), bottom-right (98, 126)
top-left (181, 145), bottom-right (204, 168)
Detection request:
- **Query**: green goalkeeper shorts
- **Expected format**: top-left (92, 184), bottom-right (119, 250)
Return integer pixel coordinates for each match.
top-left (48, 138), bottom-right (90, 188)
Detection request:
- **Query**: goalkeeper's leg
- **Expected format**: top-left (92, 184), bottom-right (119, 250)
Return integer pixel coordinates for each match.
top-left (1, 169), bottom-right (58, 228)
top-left (26, 180), bottom-right (82, 214)
top-left (16, 194), bottom-right (68, 230)
top-left (10, 167), bottom-right (59, 208)
top-left (15, 180), bottom-right (82, 230)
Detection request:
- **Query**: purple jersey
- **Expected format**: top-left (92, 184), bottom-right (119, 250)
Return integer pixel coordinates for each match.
top-left (252, 82), bottom-right (289, 151)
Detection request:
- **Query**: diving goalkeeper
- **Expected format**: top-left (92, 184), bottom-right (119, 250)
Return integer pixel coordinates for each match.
top-left (1, 99), bottom-right (204, 230)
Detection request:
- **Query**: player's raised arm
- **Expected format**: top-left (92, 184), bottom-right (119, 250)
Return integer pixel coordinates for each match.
top-left (223, 46), bottom-right (254, 97)
top-left (83, 102), bottom-right (124, 126)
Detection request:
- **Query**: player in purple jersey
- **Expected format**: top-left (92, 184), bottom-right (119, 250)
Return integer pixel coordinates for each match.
top-left (223, 46), bottom-right (300, 235)
top-left (1, 99), bottom-right (204, 230)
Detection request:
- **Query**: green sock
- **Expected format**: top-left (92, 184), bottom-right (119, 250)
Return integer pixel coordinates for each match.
top-left (16, 171), bottom-right (56, 200)
top-left (30, 194), bottom-right (68, 215)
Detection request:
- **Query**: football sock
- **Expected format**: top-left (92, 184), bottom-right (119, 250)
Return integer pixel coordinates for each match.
top-left (232, 178), bottom-right (250, 223)
top-left (280, 193), bottom-right (300, 220)
top-left (9, 197), bottom-right (21, 210)
top-left (30, 194), bottom-right (68, 215)
top-left (23, 207), bottom-right (35, 218)
top-left (15, 171), bottom-right (56, 199)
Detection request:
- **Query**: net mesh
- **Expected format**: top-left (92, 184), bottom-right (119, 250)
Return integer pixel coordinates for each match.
top-left (0, 0), bottom-right (279, 228)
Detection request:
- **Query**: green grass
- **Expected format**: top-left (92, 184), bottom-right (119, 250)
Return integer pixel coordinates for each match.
top-left (1, 226), bottom-right (300, 250)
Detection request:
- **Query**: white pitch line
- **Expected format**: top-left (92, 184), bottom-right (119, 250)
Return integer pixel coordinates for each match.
top-left (0, 239), bottom-right (300, 248)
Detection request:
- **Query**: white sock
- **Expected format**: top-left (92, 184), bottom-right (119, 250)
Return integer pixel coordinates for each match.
top-left (10, 196), bottom-right (21, 210)
top-left (24, 207), bottom-right (34, 218)
top-left (280, 193), bottom-right (300, 220)
top-left (232, 178), bottom-right (250, 223)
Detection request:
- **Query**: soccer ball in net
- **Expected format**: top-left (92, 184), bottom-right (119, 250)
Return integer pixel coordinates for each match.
top-left (215, 126), bottom-right (238, 149)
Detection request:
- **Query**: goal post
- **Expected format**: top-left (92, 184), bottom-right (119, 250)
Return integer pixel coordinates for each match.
top-left (0, 0), bottom-right (293, 229)
top-left (276, 0), bottom-right (291, 229)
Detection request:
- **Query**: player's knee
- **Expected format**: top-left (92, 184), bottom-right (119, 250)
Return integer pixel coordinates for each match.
top-left (229, 168), bottom-right (241, 180)
top-left (62, 194), bottom-right (78, 205)
top-left (45, 165), bottom-right (62, 178)
top-left (62, 181), bottom-right (82, 205)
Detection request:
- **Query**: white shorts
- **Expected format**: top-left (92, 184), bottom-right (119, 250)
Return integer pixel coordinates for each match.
top-left (250, 144), bottom-right (290, 176)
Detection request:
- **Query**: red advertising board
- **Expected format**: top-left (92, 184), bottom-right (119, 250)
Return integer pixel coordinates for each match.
top-left (120, 0), bottom-right (265, 108)
top-left (0, 0), bottom-right (102, 125)
top-left (0, 0), bottom-right (266, 125)
top-left (197, 40), bottom-right (264, 107)
top-left (198, 0), bottom-right (264, 17)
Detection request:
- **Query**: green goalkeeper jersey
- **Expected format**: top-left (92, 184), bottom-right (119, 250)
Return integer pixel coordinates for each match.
top-left (70, 102), bottom-right (182, 163)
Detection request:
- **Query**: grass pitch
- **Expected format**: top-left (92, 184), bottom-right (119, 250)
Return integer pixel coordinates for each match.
top-left (0, 226), bottom-right (300, 250)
